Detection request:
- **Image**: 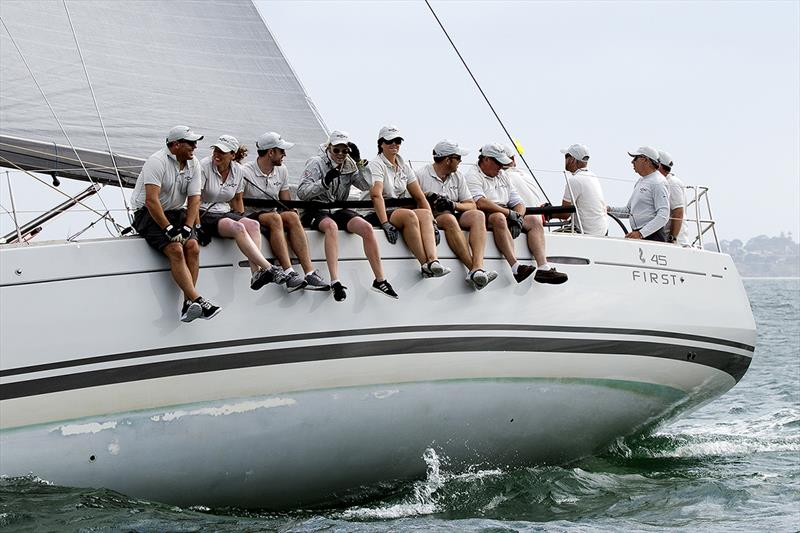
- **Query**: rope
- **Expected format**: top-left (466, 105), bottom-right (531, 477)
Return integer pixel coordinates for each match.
top-left (424, 0), bottom-right (551, 204)
top-left (62, 0), bottom-right (132, 223)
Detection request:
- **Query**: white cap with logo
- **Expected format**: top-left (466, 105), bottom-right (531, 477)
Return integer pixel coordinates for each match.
top-left (560, 143), bottom-right (590, 162)
top-left (628, 146), bottom-right (660, 162)
top-left (378, 125), bottom-right (403, 141)
top-left (658, 149), bottom-right (674, 168)
top-left (211, 135), bottom-right (239, 153)
top-left (256, 132), bottom-right (294, 151)
top-left (433, 139), bottom-right (469, 158)
top-left (166, 125), bottom-right (203, 143)
top-left (479, 143), bottom-right (513, 165)
top-left (328, 130), bottom-right (351, 146)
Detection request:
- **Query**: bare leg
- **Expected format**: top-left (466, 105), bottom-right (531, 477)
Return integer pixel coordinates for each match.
top-left (258, 212), bottom-right (292, 269)
top-left (487, 212), bottom-right (517, 267)
top-left (348, 216), bottom-right (384, 279)
top-left (163, 242), bottom-right (199, 301)
top-left (282, 210), bottom-right (313, 274)
top-left (524, 214), bottom-right (548, 266)
top-left (318, 217), bottom-right (339, 281)
top-left (184, 239), bottom-right (200, 285)
top-left (217, 218), bottom-right (270, 272)
top-left (414, 208), bottom-right (439, 262)
top-left (436, 212), bottom-right (472, 269)
top-left (459, 210), bottom-right (487, 270)
top-left (390, 208), bottom-right (426, 264)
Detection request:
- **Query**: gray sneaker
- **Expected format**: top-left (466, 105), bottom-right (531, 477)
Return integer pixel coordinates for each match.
top-left (468, 269), bottom-right (489, 290)
top-left (284, 270), bottom-right (308, 293)
top-left (304, 270), bottom-right (330, 291)
top-left (180, 300), bottom-right (202, 323)
top-left (269, 265), bottom-right (287, 285)
top-left (422, 260), bottom-right (451, 278)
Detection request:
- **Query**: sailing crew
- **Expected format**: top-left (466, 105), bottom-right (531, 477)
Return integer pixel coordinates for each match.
top-left (466, 143), bottom-right (569, 284)
top-left (502, 146), bottom-right (544, 207)
top-left (297, 130), bottom-right (398, 301)
top-left (366, 125), bottom-right (451, 278)
top-left (608, 146), bottom-right (669, 241)
top-left (241, 131), bottom-right (330, 292)
top-left (657, 149), bottom-right (690, 246)
top-left (198, 135), bottom-right (285, 290)
top-left (548, 144), bottom-right (608, 236)
top-left (130, 125), bottom-right (221, 322)
top-left (415, 140), bottom-right (497, 289)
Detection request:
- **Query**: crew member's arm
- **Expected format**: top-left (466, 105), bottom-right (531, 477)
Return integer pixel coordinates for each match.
top-left (370, 181), bottom-right (389, 223)
top-left (638, 182), bottom-right (670, 239)
top-left (296, 160), bottom-right (326, 200)
top-left (144, 184), bottom-right (170, 229)
top-left (230, 192), bottom-right (245, 214)
top-left (407, 180), bottom-right (431, 211)
top-left (669, 206), bottom-right (684, 242)
top-left (185, 195), bottom-right (200, 228)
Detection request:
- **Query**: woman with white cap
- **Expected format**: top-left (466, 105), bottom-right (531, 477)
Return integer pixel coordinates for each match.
top-left (198, 135), bottom-right (285, 290)
top-left (367, 125), bottom-right (450, 278)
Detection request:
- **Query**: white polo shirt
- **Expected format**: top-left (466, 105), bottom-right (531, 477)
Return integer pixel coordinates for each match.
top-left (665, 173), bottom-right (691, 246)
top-left (240, 160), bottom-right (289, 208)
top-left (414, 164), bottom-right (471, 202)
top-left (504, 167), bottom-right (544, 207)
top-left (465, 165), bottom-right (523, 208)
top-left (199, 157), bottom-right (246, 213)
top-left (367, 153), bottom-right (416, 199)
top-left (562, 168), bottom-right (608, 236)
top-left (131, 147), bottom-right (202, 211)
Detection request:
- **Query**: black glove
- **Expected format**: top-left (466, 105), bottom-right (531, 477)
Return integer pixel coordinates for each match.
top-left (507, 211), bottom-right (524, 239)
top-left (433, 195), bottom-right (456, 213)
top-left (165, 224), bottom-right (185, 244)
top-left (433, 222), bottom-right (441, 245)
top-left (347, 142), bottom-right (361, 163)
top-left (195, 224), bottom-right (212, 246)
top-left (323, 168), bottom-right (340, 187)
top-left (180, 225), bottom-right (192, 240)
top-left (381, 221), bottom-right (399, 244)
top-left (540, 202), bottom-right (553, 221)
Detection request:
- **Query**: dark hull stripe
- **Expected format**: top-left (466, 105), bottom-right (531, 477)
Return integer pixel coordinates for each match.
top-left (0, 336), bottom-right (752, 400)
top-left (0, 324), bottom-right (755, 379)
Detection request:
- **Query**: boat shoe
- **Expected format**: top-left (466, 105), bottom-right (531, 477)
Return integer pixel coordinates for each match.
top-left (533, 267), bottom-right (569, 284)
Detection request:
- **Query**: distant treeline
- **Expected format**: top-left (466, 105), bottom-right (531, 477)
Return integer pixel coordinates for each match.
top-left (718, 233), bottom-right (799, 277)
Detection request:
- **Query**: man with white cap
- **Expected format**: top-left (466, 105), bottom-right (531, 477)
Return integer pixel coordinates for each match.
top-left (297, 130), bottom-right (398, 301)
top-left (608, 146), bottom-right (669, 241)
top-left (466, 143), bottom-right (569, 284)
top-left (503, 145), bottom-right (544, 207)
top-left (415, 140), bottom-right (498, 290)
top-left (130, 125), bottom-right (221, 322)
top-left (657, 149), bottom-right (690, 246)
top-left (241, 131), bottom-right (329, 292)
top-left (549, 144), bottom-right (608, 236)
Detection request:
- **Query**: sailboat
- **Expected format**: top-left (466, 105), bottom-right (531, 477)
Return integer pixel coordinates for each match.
top-left (0, 0), bottom-right (755, 509)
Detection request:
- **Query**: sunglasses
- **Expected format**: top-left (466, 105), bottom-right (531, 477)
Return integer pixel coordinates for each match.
top-left (180, 140), bottom-right (198, 148)
top-left (632, 155), bottom-right (644, 161)
top-left (382, 138), bottom-right (403, 145)
top-left (331, 147), bottom-right (351, 155)
top-left (449, 155), bottom-right (462, 162)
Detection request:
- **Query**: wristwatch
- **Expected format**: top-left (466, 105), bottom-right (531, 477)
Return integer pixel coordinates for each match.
top-left (668, 234), bottom-right (676, 243)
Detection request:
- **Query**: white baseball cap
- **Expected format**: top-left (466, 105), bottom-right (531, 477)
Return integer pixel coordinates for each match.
top-left (560, 143), bottom-right (590, 161)
top-left (433, 140), bottom-right (469, 158)
top-left (628, 146), bottom-right (660, 162)
top-left (658, 149), bottom-right (674, 168)
top-left (166, 125), bottom-right (203, 143)
top-left (328, 130), bottom-right (351, 146)
top-left (378, 125), bottom-right (403, 141)
top-left (210, 134), bottom-right (239, 153)
top-left (256, 132), bottom-right (294, 150)
top-left (479, 143), bottom-right (513, 165)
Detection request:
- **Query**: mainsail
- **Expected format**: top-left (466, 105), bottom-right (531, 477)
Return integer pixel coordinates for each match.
top-left (0, 0), bottom-right (327, 184)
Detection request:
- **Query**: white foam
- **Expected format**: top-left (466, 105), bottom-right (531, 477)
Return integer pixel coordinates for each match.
top-left (56, 421), bottom-right (117, 436)
top-left (149, 397), bottom-right (296, 422)
top-left (373, 389), bottom-right (400, 399)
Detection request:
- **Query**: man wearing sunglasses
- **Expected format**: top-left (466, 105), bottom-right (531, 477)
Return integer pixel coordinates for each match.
top-left (607, 146), bottom-right (669, 241)
top-left (466, 143), bottom-right (569, 285)
top-left (130, 125), bottom-right (221, 322)
top-left (415, 140), bottom-right (498, 290)
top-left (297, 130), bottom-right (398, 301)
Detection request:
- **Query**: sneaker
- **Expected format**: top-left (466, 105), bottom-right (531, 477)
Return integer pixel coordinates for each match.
top-left (269, 265), bottom-right (287, 285)
top-left (250, 267), bottom-right (274, 290)
top-left (304, 270), bottom-right (330, 291)
top-left (180, 300), bottom-right (202, 323)
top-left (468, 269), bottom-right (489, 290)
top-left (513, 264), bottom-right (536, 283)
top-left (284, 270), bottom-right (308, 293)
top-left (422, 260), bottom-right (451, 278)
top-left (486, 270), bottom-right (499, 285)
top-left (332, 281), bottom-right (347, 302)
top-left (534, 267), bottom-right (569, 285)
top-left (196, 297), bottom-right (221, 320)
top-left (372, 279), bottom-right (399, 299)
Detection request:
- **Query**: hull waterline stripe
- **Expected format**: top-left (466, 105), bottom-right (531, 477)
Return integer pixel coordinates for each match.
top-left (0, 336), bottom-right (752, 400)
top-left (0, 324), bottom-right (755, 379)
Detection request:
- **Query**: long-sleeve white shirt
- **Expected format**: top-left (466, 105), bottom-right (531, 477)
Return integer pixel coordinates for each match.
top-left (608, 171), bottom-right (669, 238)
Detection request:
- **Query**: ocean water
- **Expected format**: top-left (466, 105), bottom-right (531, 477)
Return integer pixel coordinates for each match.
top-left (1, 279), bottom-right (798, 532)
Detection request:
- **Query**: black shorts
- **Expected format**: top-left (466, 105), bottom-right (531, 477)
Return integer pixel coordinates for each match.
top-left (642, 228), bottom-right (667, 242)
top-left (363, 209), bottom-right (398, 227)
top-left (200, 211), bottom-right (245, 237)
top-left (132, 209), bottom-right (196, 251)
top-left (303, 208), bottom-right (363, 232)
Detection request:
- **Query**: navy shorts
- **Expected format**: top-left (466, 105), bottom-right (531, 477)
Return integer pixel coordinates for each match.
top-left (132, 209), bottom-right (196, 251)
top-left (200, 211), bottom-right (245, 237)
top-left (302, 208), bottom-right (363, 232)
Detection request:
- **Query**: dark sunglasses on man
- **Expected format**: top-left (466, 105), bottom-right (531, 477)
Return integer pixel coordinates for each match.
top-left (382, 138), bottom-right (403, 145)
top-left (331, 146), bottom-right (351, 155)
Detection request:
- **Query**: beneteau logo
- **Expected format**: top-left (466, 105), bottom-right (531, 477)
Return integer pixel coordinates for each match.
top-left (639, 247), bottom-right (646, 263)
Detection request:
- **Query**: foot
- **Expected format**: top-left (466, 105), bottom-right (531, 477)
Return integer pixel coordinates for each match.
top-left (304, 270), bottom-right (331, 291)
top-left (467, 269), bottom-right (489, 290)
top-left (284, 270), bottom-right (308, 293)
top-left (486, 270), bottom-right (499, 286)
top-left (422, 260), bottom-right (451, 278)
top-left (331, 281), bottom-right (347, 301)
top-left (534, 267), bottom-right (569, 284)
top-left (513, 264), bottom-right (536, 283)
top-left (180, 299), bottom-right (202, 323)
top-left (196, 297), bottom-right (221, 320)
top-left (372, 279), bottom-right (399, 299)
top-left (269, 265), bottom-right (287, 285)
top-left (250, 267), bottom-right (274, 290)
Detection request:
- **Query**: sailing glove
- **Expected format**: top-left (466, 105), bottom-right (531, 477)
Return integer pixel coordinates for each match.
top-left (347, 142), bottom-right (361, 164)
top-left (165, 224), bottom-right (185, 244)
top-left (433, 195), bottom-right (456, 213)
top-left (381, 221), bottom-right (399, 244)
top-left (195, 224), bottom-right (212, 246)
top-left (323, 168), bottom-right (340, 187)
top-left (507, 211), bottom-right (524, 239)
top-left (433, 222), bottom-right (441, 246)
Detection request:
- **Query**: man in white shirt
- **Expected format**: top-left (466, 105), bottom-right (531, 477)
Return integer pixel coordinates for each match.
top-left (608, 146), bottom-right (669, 241)
top-left (130, 125), bottom-right (220, 322)
top-left (416, 140), bottom-right (498, 289)
top-left (241, 131), bottom-right (329, 292)
top-left (467, 143), bottom-right (568, 284)
top-left (657, 150), bottom-right (691, 246)
top-left (550, 144), bottom-right (608, 236)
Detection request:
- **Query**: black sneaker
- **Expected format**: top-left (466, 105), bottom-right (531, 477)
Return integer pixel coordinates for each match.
top-left (513, 264), bottom-right (536, 283)
top-left (180, 299), bottom-right (202, 323)
top-left (196, 297), bottom-right (221, 320)
top-left (250, 267), bottom-right (274, 290)
top-left (371, 279), bottom-right (399, 299)
top-left (534, 267), bottom-right (569, 284)
top-left (332, 281), bottom-right (347, 302)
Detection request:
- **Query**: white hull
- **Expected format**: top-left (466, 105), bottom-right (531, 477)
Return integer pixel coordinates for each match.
top-left (0, 232), bottom-right (755, 508)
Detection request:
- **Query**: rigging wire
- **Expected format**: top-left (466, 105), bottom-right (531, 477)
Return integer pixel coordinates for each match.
top-left (423, 0), bottom-right (551, 204)
top-left (62, 0), bottom-right (133, 223)
top-left (0, 15), bottom-right (119, 236)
